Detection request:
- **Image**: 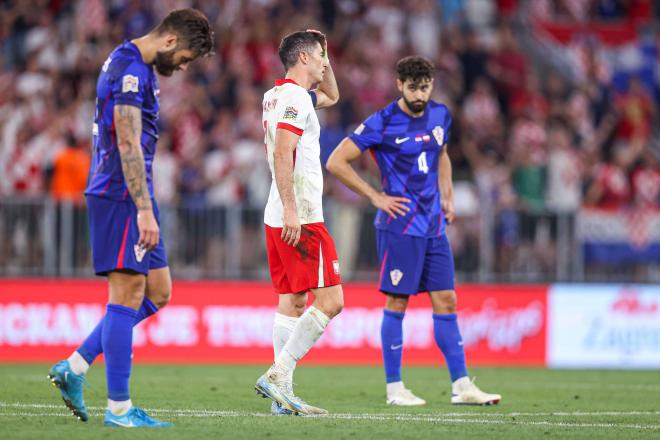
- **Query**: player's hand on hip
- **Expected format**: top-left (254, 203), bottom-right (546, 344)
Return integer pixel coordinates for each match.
top-left (282, 208), bottom-right (301, 247)
top-left (441, 199), bottom-right (455, 224)
top-left (137, 209), bottom-right (160, 251)
top-left (371, 192), bottom-right (411, 219)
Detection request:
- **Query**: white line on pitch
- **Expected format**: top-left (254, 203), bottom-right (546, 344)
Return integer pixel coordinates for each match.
top-left (1, 411), bottom-right (659, 430)
top-left (513, 382), bottom-right (660, 392)
top-left (2, 402), bottom-right (660, 418)
top-left (2, 402), bottom-right (660, 430)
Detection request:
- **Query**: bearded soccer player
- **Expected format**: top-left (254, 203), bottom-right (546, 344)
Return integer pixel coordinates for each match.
top-left (255, 30), bottom-right (342, 416)
top-left (326, 56), bottom-right (501, 406)
top-left (47, 9), bottom-right (214, 427)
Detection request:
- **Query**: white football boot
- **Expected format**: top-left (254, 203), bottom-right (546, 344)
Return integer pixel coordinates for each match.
top-left (451, 377), bottom-right (501, 405)
top-left (386, 382), bottom-right (426, 406)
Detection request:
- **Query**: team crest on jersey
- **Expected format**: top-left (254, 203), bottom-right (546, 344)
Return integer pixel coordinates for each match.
top-left (333, 260), bottom-right (340, 275)
top-left (390, 269), bottom-right (403, 286)
top-left (134, 244), bottom-right (146, 263)
top-left (354, 123), bottom-right (365, 135)
top-left (122, 74), bottom-right (139, 93)
top-left (283, 106), bottom-right (298, 120)
top-left (433, 126), bottom-right (445, 145)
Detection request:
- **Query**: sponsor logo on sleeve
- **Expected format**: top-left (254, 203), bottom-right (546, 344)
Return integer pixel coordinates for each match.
top-left (354, 123), bottom-right (365, 135)
top-left (283, 106), bottom-right (298, 120)
top-left (122, 74), bottom-right (139, 93)
top-left (332, 260), bottom-right (340, 275)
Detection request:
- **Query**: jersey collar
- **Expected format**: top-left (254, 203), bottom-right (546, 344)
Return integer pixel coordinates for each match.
top-left (275, 78), bottom-right (301, 87)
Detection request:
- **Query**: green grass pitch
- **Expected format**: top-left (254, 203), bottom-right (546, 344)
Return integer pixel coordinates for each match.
top-left (1, 364), bottom-right (659, 439)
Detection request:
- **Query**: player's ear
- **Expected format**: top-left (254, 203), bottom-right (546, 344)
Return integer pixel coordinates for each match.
top-left (161, 33), bottom-right (178, 51)
top-left (396, 79), bottom-right (404, 93)
top-left (299, 50), bottom-right (308, 66)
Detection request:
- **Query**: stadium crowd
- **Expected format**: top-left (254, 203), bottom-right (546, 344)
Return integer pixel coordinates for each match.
top-left (1, 0), bottom-right (658, 279)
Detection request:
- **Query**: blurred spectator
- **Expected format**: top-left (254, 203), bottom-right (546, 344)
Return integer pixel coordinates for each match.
top-left (0, 0), bottom-right (657, 280)
top-left (49, 132), bottom-right (90, 204)
top-left (545, 120), bottom-right (583, 213)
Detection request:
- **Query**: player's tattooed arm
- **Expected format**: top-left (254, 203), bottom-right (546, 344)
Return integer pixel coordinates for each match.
top-left (114, 104), bottom-right (159, 250)
top-left (274, 128), bottom-right (301, 246)
top-left (114, 104), bottom-right (151, 211)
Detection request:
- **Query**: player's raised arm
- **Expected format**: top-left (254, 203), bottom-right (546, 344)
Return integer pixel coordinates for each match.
top-left (307, 29), bottom-right (338, 109)
top-left (114, 104), bottom-right (159, 250)
top-left (326, 137), bottom-right (410, 218)
top-left (273, 127), bottom-right (301, 246)
top-left (438, 146), bottom-right (455, 224)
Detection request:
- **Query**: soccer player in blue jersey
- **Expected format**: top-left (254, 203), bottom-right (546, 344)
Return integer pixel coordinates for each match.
top-left (327, 56), bottom-right (501, 406)
top-left (47, 9), bottom-right (214, 427)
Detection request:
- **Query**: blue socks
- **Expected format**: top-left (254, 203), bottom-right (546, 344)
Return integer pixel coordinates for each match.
top-left (102, 304), bottom-right (137, 401)
top-left (433, 313), bottom-right (468, 381)
top-left (381, 310), bottom-right (405, 383)
top-left (77, 298), bottom-right (158, 364)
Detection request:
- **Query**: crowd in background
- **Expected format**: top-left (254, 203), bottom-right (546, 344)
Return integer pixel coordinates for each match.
top-left (1, 0), bottom-right (658, 279)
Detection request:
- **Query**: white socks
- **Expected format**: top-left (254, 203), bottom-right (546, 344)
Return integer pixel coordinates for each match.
top-left (274, 306), bottom-right (330, 374)
top-left (273, 313), bottom-right (298, 358)
top-left (108, 399), bottom-right (132, 416)
top-left (452, 376), bottom-right (471, 394)
top-left (67, 351), bottom-right (90, 376)
top-left (273, 313), bottom-right (298, 381)
top-left (386, 381), bottom-right (405, 396)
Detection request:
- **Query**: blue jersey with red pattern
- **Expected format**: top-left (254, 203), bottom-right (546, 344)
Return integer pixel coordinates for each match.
top-left (348, 100), bottom-right (452, 238)
top-left (85, 41), bottom-right (160, 201)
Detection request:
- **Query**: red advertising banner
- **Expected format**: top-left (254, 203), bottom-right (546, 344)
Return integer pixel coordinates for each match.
top-left (0, 280), bottom-right (547, 365)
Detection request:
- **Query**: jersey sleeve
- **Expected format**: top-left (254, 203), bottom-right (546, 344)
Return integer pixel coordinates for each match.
top-left (111, 61), bottom-right (149, 108)
top-left (276, 89), bottom-right (312, 136)
top-left (443, 111), bottom-right (452, 149)
top-left (308, 90), bottom-right (317, 108)
top-left (348, 112), bottom-right (384, 152)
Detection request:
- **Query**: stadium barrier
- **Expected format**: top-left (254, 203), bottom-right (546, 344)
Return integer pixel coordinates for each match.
top-left (1, 280), bottom-right (658, 368)
top-left (2, 198), bottom-right (658, 282)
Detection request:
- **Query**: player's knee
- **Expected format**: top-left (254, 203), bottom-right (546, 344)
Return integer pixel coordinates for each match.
top-left (151, 286), bottom-right (172, 309)
top-left (109, 272), bottom-right (146, 309)
top-left (385, 294), bottom-right (408, 313)
top-left (316, 294), bottom-right (343, 318)
top-left (332, 295), bottom-right (344, 316)
top-left (432, 290), bottom-right (457, 314)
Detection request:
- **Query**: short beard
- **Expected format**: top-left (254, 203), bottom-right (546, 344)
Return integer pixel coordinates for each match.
top-left (154, 50), bottom-right (178, 77)
top-left (403, 96), bottom-right (428, 114)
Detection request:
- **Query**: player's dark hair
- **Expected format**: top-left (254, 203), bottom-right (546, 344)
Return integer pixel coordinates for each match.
top-left (278, 31), bottom-right (325, 71)
top-left (154, 9), bottom-right (214, 58)
top-left (396, 56), bottom-right (435, 83)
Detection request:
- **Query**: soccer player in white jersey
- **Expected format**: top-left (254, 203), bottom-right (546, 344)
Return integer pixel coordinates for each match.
top-left (255, 30), bottom-right (342, 416)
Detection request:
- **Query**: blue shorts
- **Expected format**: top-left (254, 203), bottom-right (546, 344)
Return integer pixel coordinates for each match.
top-left (87, 195), bottom-right (168, 276)
top-left (376, 229), bottom-right (455, 295)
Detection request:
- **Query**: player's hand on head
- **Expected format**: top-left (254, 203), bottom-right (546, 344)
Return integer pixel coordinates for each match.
top-left (371, 192), bottom-right (411, 219)
top-left (282, 208), bottom-right (301, 246)
top-left (137, 209), bottom-right (160, 251)
top-left (441, 199), bottom-right (455, 224)
top-left (306, 29), bottom-right (328, 62)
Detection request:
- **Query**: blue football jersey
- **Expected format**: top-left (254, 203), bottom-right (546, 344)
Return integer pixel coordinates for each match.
top-left (85, 41), bottom-right (160, 201)
top-left (348, 100), bottom-right (452, 238)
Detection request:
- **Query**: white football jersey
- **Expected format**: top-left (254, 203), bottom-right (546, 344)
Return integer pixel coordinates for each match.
top-left (262, 79), bottom-right (323, 227)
